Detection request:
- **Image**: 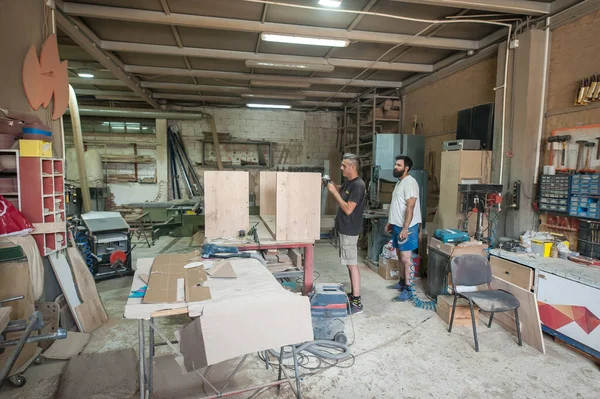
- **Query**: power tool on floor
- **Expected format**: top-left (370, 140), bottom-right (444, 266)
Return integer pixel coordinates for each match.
top-left (309, 283), bottom-right (349, 345)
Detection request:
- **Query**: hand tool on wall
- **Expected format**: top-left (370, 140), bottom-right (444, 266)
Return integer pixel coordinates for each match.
top-left (587, 75), bottom-right (598, 101)
top-left (560, 135), bottom-right (571, 167)
top-left (576, 140), bottom-right (588, 170)
top-left (593, 75), bottom-right (600, 100)
top-left (584, 142), bottom-right (595, 171)
top-left (575, 79), bottom-right (586, 105)
top-left (597, 137), bottom-right (600, 160)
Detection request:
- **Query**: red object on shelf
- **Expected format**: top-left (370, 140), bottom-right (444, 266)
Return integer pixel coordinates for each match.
top-left (0, 195), bottom-right (34, 236)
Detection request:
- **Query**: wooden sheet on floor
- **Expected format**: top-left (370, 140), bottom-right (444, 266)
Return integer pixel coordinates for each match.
top-left (204, 171), bottom-right (249, 238)
top-left (43, 331), bottom-right (90, 360)
top-left (480, 276), bottom-right (545, 354)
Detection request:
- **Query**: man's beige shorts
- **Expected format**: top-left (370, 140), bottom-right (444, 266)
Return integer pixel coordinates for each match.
top-left (339, 234), bottom-right (359, 266)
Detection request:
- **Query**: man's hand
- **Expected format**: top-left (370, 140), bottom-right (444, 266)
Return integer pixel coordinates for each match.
top-left (399, 227), bottom-right (409, 241)
top-left (327, 182), bottom-right (337, 194)
top-left (385, 223), bottom-right (392, 233)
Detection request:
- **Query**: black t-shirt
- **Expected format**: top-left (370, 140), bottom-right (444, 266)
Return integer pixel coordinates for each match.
top-left (335, 177), bottom-right (366, 236)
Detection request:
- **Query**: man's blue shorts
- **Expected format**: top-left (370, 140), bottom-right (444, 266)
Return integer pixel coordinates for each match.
top-left (391, 224), bottom-right (419, 252)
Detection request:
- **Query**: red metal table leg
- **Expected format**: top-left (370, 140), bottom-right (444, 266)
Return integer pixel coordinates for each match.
top-left (303, 244), bottom-right (314, 295)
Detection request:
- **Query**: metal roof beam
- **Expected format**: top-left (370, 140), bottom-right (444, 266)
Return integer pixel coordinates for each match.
top-left (389, 0), bottom-right (550, 15)
top-left (124, 65), bottom-right (403, 88)
top-left (140, 81), bottom-right (357, 98)
top-left (60, 2), bottom-right (478, 51)
top-left (102, 41), bottom-right (433, 73)
top-left (55, 11), bottom-right (159, 108)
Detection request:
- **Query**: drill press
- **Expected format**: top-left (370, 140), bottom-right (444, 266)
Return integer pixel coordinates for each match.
top-left (458, 184), bottom-right (503, 242)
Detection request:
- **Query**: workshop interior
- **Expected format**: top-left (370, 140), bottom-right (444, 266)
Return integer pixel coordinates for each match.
top-left (0, 0), bottom-right (599, 398)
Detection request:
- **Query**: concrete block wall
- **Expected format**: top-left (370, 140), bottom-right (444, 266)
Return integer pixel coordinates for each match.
top-left (65, 108), bottom-right (339, 205)
top-left (173, 107), bottom-right (339, 200)
top-left (177, 108), bottom-right (338, 169)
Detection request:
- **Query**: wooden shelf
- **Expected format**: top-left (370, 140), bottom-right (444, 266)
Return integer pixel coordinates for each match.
top-left (1, 192), bottom-right (18, 196)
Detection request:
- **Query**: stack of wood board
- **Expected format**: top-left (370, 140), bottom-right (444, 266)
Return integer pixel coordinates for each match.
top-left (49, 249), bottom-right (108, 333)
top-left (204, 171), bottom-right (249, 239)
top-left (259, 171), bottom-right (321, 241)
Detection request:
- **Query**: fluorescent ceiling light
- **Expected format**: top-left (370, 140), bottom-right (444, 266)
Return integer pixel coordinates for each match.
top-left (261, 33), bottom-right (349, 48)
top-left (250, 80), bottom-right (311, 89)
top-left (77, 71), bottom-right (94, 78)
top-left (245, 60), bottom-right (334, 72)
top-left (242, 92), bottom-right (306, 100)
top-left (319, 0), bottom-right (342, 8)
top-left (247, 103), bottom-right (292, 109)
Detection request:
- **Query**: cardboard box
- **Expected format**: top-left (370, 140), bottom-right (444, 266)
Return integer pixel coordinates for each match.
top-left (368, 108), bottom-right (384, 121)
top-left (436, 295), bottom-right (479, 326)
top-left (392, 100), bottom-right (401, 109)
top-left (378, 255), bottom-right (404, 280)
top-left (179, 287), bottom-right (313, 370)
top-left (383, 99), bottom-right (393, 110)
top-left (383, 109), bottom-right (400, 119)
top-left (19, 139), bottom-right (52, 158)
top-left (143, 251), bottom-right (211, 303)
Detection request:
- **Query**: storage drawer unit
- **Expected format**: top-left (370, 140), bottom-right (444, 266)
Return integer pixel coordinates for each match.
top-left (569, 195), bottom-right (600, 220)
top-left (490, 256), bottom-right (534, 290)
top-left (539, 174), bottom-right (570, 213)
top-left (577, 220), bottom-right (600, 259)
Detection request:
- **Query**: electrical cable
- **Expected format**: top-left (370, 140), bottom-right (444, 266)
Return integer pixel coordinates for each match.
top-left (75, 230), bottom-right (95, 273)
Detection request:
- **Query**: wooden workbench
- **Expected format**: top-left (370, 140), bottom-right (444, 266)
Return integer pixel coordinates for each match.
top-left (206, 216), bottom-right (316, 294)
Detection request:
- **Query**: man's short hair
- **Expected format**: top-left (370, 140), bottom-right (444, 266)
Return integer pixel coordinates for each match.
top-left (395, 155), bottom-right (413, 171)
top-left (343, 153), bottom-right (360, 170)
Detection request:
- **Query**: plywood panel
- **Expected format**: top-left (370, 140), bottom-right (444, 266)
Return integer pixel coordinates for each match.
top-left (49, 253), bottom-right (83, 330)
top-left (276, 172), bottom-right (321, 241)
top-left (481, 276), bottom-right (545, 354)
top-left (204, 171), bottom-right (249, 238)
top-left (67, 247), bottom-right (108, 333)
top-left (259, 171), bottom-right (277, 217)
top-left (490, 256), bottom-right (534, 290)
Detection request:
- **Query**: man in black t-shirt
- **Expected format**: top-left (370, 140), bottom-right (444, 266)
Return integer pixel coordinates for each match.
top-left (327, 153), bottom-right (366, 314)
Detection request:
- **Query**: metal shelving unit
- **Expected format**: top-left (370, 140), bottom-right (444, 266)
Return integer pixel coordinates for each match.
top-left (340, 88), bottom-right (401, 173)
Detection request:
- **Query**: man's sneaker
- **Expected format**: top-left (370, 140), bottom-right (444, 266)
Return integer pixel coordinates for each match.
top-left (392, 288), bottom-right (413, 302)
top-left (349, 298), bottom-right (364, 315)
top-left (386, 281), bottom-right (406, 291)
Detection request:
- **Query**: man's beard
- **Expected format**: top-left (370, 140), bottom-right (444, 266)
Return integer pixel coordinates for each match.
top-left (393, 168), bottom-right (404, 178)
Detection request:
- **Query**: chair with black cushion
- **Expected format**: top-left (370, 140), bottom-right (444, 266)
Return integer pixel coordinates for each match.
top-left (448, 254), bottom-right (522, 352)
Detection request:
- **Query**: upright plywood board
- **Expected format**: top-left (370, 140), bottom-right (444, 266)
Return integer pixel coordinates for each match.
top-left (276, 172), bottom-right (321, 241)
top-left (66, 248), bottom-right (109, 333)
top-left (481, 276), bottom-right (545, 354)
top-left (204, 171), bottom-right (249, 238)
top-left (259, 171), bottom-right (277, 217)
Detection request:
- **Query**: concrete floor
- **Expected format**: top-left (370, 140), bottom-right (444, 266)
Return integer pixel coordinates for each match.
top-left (2, 236), bottom-right (599, 399)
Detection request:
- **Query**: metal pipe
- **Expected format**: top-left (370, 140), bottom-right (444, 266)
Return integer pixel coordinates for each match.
top-left (65, 106), bottom-right (209, 120)
top-left (0, 329), bottom-right (67, 347)
top-left (138, 319), bottom-right (145, 399)
top-left (170, 132), bottom-right (194, 197)
top-left (0, 312), bottom-right (41, 388)
top-left (533, 21), bottom-right (551, 185)
top-left (172, 130), bottom-right (203, 192)
top-left (68, 85), bottom-right (93, 213)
